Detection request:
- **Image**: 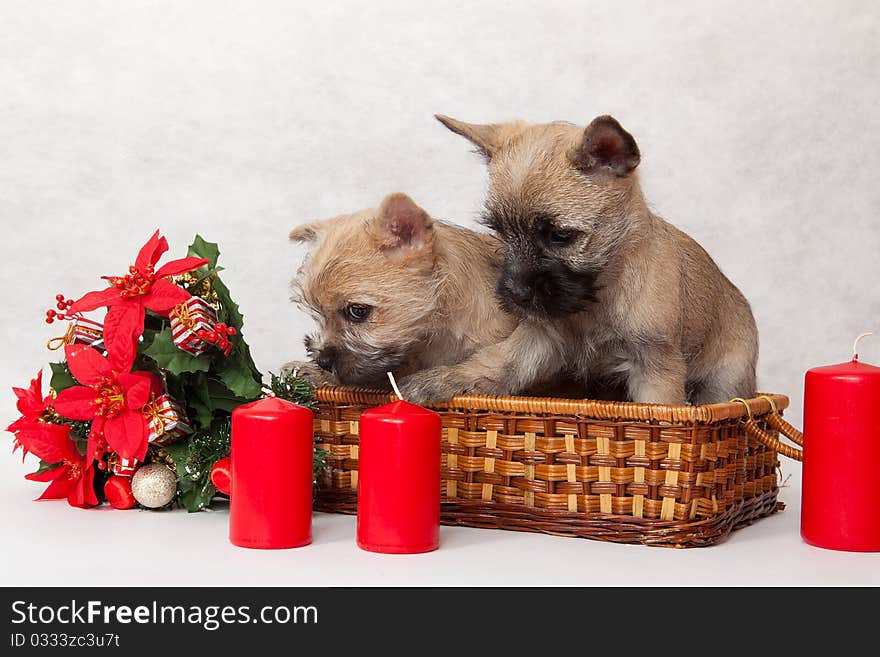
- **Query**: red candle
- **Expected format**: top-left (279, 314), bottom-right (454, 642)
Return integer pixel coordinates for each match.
top-left (357, 379), bottom-right (441, 554)
top-left (802, 333), bottom-right (880, 551)
top-left (229, 397), bottom-right (314, 549)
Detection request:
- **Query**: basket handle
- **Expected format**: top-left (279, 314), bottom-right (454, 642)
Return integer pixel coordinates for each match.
top-left (733, 396), bottom-right (803, 461)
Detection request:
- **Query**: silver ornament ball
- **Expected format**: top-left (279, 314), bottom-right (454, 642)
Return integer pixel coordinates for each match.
top-left (131, 463), bottom-right (177, 508)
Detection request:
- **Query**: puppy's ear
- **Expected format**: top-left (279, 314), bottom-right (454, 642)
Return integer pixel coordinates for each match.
top-left (435, 114), bottom-right (502, 159)
top-left (371, 193), bottom-right (434, 261)
top-left (289, 223), bottom-right (321, 243)
top-left (572, 115), bottom-right (640, 176)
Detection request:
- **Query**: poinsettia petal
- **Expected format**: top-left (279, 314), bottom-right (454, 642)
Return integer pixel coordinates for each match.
top-left (69, 287), bottom-right (121, 313)
top-left (64, 344), bottom-right (112, 385)
top-left (69, 461), bottom-right (98, 508)
top-left (30, 370), bottom-right (43, 394)
top-left (13, 439), bottom-right (26, 461)
top-left (118, 372), bottom-right (152, 409)
top-left (142, 279), bottom-right (191, 314)
top-left (135, 230), bottom-right (168, 272)
top-left (53, 385), bottom-right (97, 421)
top-left (13, 423), bottom-right (74, 463)
top-left (36, 473), bottom-right (76, 500)
top-left (154, 256), bottom-right (209, 279)
top-left (6, 416), bottom-right (34, 434)
top-left (25, 466), bottom-right (63, 482)
top-left (103, 411), bottom-right (147, 461)
top-left (17, 373), bottom-right (48, 417)
top-left (104, 304), bottom-right (143, 372)
top-left (11, 371), bottom-right (44, 414)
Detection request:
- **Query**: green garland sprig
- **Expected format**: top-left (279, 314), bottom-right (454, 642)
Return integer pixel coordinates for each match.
top-left (161, 371), bottom-right (328, 512)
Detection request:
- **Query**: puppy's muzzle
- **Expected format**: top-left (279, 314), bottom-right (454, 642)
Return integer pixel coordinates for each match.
top-left (316, 347), bottom-right (337, 372)
top-left (500, 276), bottom-right (534, 307)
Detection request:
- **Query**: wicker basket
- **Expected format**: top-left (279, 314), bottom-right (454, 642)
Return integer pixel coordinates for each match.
top-left (313, 388), bottom-right (803, 548)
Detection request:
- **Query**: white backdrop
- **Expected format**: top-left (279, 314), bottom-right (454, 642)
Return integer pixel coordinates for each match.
top-left (1, 2), bottom-right (879, 584)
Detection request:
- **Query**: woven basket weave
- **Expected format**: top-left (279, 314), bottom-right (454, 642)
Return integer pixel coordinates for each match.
top-left (313, 388), bottom-right (799, 548)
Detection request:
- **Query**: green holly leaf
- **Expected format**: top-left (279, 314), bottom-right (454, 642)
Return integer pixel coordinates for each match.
top-left (49, 362), bottom-right (77, 392)
top-left (233, 332), bottom-right (262, 382)
top-left (211, 273), bottom-right (244, 332)
top-left (216, 345), bottom-right (263, 400)
top-left (187, 235), bottom-right (220, 269)
top-left (142, 328), bottom-right (210, 375)
top-left (205, 379), bottom-right (250, 412)
top-left (185, 374), bottom-right (214, 429)
top-left (139, 327), bottom-right (159, 352)
top-left (33, 460), bottom-right (61, 477)
top-left (161, 440), bottom-right (191, 479)
top-left (177, 479), bottom-right (199, 512)
top-left (179, 478), bottom-right (216, 512)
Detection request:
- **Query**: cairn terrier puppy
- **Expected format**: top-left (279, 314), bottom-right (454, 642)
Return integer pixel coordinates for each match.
top-left (285, 193), bottom-right (517, 388)
top-left (398, 114), bottom-right (757, 405)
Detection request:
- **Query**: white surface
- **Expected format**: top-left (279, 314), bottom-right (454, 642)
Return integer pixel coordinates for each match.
top-left (2, 459), bottom-right (879, 587)
top-left (1, 2), bottom-right (879, 585)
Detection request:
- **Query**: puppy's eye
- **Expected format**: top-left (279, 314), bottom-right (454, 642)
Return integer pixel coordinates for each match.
top-left (548, 228), bottom-right (576, 245)
top-left (344, 303), bottom-right (372, 323)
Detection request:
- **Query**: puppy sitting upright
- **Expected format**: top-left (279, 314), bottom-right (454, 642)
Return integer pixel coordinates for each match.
top-left (399, 115), bottom-right (757, 405)
top-left (286, 193), bottom-right (517, 388)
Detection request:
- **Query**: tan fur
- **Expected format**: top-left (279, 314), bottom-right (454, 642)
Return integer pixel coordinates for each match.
top-left (285, 193), bottom-right (517, 388)
top-left (398, 115), bottom-right (758, 405)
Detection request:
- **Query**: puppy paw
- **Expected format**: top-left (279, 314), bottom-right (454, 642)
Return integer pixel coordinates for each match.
top-left (397, 368), bottom-right (484, 405)
top-left (279, 360), bottom-right (337, 387)
top-left (460, 377), bottom-right (512, 396)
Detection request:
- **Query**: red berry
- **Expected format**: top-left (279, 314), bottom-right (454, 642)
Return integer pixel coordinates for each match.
top-left (47, 309), bottom-right (56, 317)
top-left (228, 327), bottom-right (237, 335)
top-left (45, 317), bottom-right (53, 324)
top-left (55, 294), bottom-right (64, 301)
top-left (56, 302), bottom-right (66, 310)
top-left (66, 299), bottom-right (74, 308)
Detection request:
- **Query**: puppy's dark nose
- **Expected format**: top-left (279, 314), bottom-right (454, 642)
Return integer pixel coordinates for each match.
top-left (316, 348), bottom-right (337, 372)
top-left (505, 278), bottom-right (533, 304)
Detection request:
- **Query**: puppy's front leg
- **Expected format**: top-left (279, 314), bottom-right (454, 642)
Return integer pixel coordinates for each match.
top-left (398, 322), bottom-right (562, 404)
top-left (280, 360), bottom-right (338, 387)
top-left (625, 346), bottom-right (687, 405)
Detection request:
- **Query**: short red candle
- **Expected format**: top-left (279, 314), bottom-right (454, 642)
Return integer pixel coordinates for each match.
top-left (802, 348), bottom-right (880, 551)
top-left (357, 399), bottom-right (441, 554)
top-left (229, 397), bottom-right (314, 549)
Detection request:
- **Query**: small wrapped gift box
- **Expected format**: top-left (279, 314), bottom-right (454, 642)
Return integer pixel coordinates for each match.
top-left (143, 394), bottom-right (192, 447)
top-left (47, 317), bottom-right (104, 352)
top-left (170, 297), bottom-right (218, 356)
top-left (110, 456), bottom-right (138, 478)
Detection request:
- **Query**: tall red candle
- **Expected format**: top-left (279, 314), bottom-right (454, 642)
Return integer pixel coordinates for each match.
top-left (802, 334), bottom-right (880, 551)
top-left (229, 397), bottom-right (314, 549)
top-left (357, 387), bottom-right (441, 554)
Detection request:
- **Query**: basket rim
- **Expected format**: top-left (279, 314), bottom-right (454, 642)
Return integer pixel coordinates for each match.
top-left (313, 386), bottom-right (789, 424)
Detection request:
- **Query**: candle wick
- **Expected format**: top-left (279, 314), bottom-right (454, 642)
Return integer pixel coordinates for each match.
top-left (387, 371), bottom-right (404, 401)
top-left (852, 332), bottom-right (874, 362)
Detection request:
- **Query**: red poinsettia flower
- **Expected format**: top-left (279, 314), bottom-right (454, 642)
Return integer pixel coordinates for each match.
top-left (52, 345), bottom-right (160, 462)
top-left (6, 370), bottom-right (49, 438)
top-left (15, 422), bottom-right (97, 508)
top-left (69, 230), bottom-right (208, 370)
